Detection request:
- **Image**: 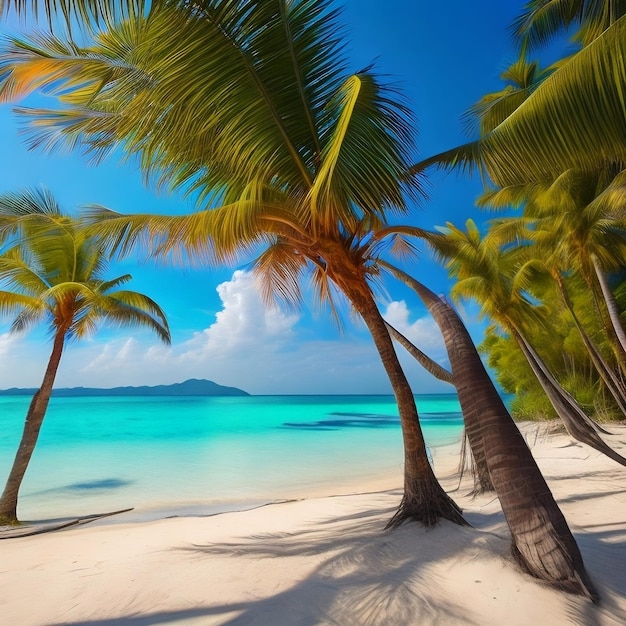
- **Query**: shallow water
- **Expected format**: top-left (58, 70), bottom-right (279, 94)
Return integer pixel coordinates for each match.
top-left (0, 394), bottom-right (463, 520)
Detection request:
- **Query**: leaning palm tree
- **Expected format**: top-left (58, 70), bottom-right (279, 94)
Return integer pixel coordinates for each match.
top-left (433, 219), bottom-right (626, 467)
top-left (379, 260), bottom-right (597, 599)
top-left (0, 188), bottom-right (171, 524)
top-left (0, 0), bottom-right (467, 527)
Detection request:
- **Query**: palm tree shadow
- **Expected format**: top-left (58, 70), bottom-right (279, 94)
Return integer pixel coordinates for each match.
top-left (45, 496), bottom-right (626, 626)
top-left (173, 505), bottom-right (503, 625)
top-left (46, 503), bottom-right (491, 625)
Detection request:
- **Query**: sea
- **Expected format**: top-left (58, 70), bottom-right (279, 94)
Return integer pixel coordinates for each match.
top-left (0, 394), bottom-right (463, 522)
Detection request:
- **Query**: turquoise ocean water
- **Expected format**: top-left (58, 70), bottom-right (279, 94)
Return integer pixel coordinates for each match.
top-left (0, 394), bottom-right (463, 521)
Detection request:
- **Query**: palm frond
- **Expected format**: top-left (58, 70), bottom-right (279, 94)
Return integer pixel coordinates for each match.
top-left (480, 14), bottom-right (626, 186)
top-left (311, 72), bottom-right (418, 230)
top-left (308, 261), bottom-right (345, 329)
top-left (0, 0), bottom-right (148, 32)
top-left (511, 0), bottom-right (582, 50)
top-left (9, 304), bottom-right (47, 333)
top-left (82, 200), bottom-right (273, 265)
top-left (0, 290), bottom-right (45, 319)
top-left (252, 240), bottom-right (305, 309)
top-left (0, 248), bottom-right (51, 294)
top-left (72, 290), bottom-right (170, 342)
top-left (462, 57), bottom-right (551, 137)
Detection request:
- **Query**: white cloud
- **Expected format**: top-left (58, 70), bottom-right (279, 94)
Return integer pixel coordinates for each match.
top-left (193, 270), bottom-right (299, 355)
top-left (0, 272), bottom-right (456, 395)
top-left (382, 300), bottom-right (445, 353)
top-left (0, 332), bottom-right (18, 359)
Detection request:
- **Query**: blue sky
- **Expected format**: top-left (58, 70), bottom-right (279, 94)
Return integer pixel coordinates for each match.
top-left (0, 2), bottom-right (527, 394)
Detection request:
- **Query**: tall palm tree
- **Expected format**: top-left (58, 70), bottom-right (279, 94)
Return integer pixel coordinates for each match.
top-left (0, 188), bottom-right (171, 524)
top-left (379, 260), bottom-right (597, 599)
top-left (0, 1), bottom-right (467, 527)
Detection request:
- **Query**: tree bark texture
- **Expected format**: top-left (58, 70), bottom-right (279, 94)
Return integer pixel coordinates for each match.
top-left (0, 328), bottom-right (66, 524)
top-left (385, 322), bottom-right (454, 384)
top-left (383, 263), bottom-right (598, 600)
top-left (385, 319), bottom-right (490, 492)
top-left (327, 259), bottom-right (465, 527)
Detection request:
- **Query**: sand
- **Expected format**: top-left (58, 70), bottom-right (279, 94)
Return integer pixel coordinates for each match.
top-left (1, 422), bottom-right (625, 625)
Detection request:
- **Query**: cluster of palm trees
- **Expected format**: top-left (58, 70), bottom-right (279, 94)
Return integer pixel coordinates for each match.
top-left (0, 0), bottom-right (624, 602)
top-left (422, 1), bottom-right (626, 460)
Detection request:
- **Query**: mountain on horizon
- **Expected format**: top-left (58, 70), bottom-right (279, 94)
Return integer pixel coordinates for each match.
top-left (0, 378), bottom-right (249, 398)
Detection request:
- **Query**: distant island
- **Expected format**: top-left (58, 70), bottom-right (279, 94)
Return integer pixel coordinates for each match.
top-left (0, 378), bottom-right (249, 398)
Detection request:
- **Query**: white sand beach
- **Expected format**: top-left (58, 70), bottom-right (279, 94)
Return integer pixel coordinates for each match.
top-left (1, 422), bottom-right (625, 626)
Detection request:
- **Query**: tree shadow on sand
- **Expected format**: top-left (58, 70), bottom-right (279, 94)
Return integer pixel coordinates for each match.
top-left (46, 490), bottom-right (625, 626)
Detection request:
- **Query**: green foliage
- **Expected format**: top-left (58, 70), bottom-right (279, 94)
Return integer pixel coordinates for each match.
top-left (0, 187), bottom-right (171, 344)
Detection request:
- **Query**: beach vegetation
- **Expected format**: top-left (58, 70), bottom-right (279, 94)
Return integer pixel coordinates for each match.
top-left (0, 188), bottom-right (171, 524)
top-left (428, 219), bottom-right (626, 466)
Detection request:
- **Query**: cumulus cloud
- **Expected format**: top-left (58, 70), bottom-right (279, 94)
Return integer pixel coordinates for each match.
top-left (188, 270), bottom-right (299, 356)
top-left (382, 300), bottom-right (445, 353)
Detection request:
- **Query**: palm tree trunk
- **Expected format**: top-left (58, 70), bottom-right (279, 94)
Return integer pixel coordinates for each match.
top-left (513, 329), bottom-right (626, 466)
top-left (385, 320), bottom-right (488, 493)
top-left (0, 328), bottom-right (66, 524)
top-left (334, 272), bottom-right (465, 527)
top-left (381, 261), bottom-right (493, 494)
top-left (382, 263), bottom-right (597, 599)
top-left (385, 322), bottom-right (454, 384)
top-left (555, 272), bottom-right (626, 416)
top-left (591, 254), bottom-right (626, 359)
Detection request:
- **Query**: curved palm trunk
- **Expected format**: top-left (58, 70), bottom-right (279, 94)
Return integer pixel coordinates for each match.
top-left (0, 328), bottom-right (66, 524)
top-left (333, 271), bottom-right (465, 527)
top-left (591, 254), bottom-right (626, 359)
top-left (514, 330), bottom-right (626, 466)
top-left (383, 263), bottom-right (597, 599)
top-left (385, 320), bottom-right (489, 492)
top-left (385, 322), bottom-right (454, 384)
top-left (381, 262), bottom-right (493, 494)
top-left (555, 273), bottom-right (626, 417)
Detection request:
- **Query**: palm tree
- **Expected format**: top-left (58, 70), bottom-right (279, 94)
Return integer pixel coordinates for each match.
top-left (430, 34), bottom-right (626, 423)
top-left (481, 170), bottom-right (626, 405)
top-left (0, 188), bottom-right (170, 524)
top-left (0, 1), bottom-right (467, 527)
top-left (433, 218), bottom-right (626, 466)
top-left (379, 260), bottom-right (597, 599)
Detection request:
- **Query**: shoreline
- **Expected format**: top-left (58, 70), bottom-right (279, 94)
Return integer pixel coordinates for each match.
top-left (2, 422), bottom-right (625, 625)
